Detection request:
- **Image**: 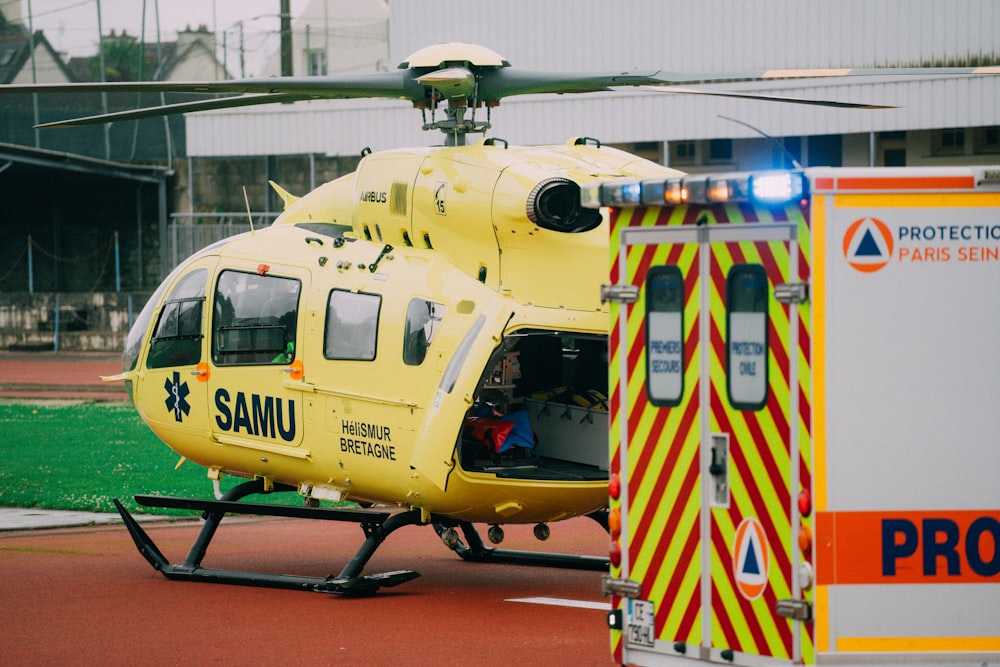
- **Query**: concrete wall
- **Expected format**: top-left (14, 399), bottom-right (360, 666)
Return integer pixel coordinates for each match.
top-left (173, 153), bottom-right (363, 215)
top-left (0, 292), bottom-right (152, 352)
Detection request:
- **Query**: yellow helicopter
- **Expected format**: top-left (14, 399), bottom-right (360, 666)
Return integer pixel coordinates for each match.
top-left (3, 42), bottom-right (951, 595)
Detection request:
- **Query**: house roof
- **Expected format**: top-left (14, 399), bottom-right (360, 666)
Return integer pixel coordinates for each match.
top-left (0, 13), bottom-right (76, 84)
top-left (66, 27), bottom-right (228, 82)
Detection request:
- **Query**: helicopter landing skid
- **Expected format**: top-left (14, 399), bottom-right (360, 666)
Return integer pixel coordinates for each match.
top-left (113, 479), bottom-right (421, 596)
top-left (432, 513), bottom-right (610, 572)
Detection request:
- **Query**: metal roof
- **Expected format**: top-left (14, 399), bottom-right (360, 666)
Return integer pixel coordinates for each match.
top-left (0, 141), bottom-right (170, 183)
top-left (388, 0), bottom-right (1000, 72)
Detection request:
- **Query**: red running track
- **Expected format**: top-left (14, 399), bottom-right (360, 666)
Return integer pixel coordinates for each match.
top-left (0, 351), bottom-right (127, 401)
top-left (0, 351), bottom-right (617, 665)
top-left (0, 515), bottom-right (617, 666)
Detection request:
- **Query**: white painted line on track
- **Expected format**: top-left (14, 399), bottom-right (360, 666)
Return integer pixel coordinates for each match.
top-left (506, 596), bottom-right (610, 610)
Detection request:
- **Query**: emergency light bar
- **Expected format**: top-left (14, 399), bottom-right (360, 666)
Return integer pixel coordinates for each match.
top-left (581, 171), bottom-right (808, 208)
top-left (750, 172), bottom-right (806, 203)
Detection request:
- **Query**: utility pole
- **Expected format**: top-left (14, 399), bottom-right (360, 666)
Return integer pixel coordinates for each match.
top-left (280, 0), bottom-right (292, 76)
top-left (26, 0), bottom-right (39, 147)
top-left (212, 0), bottom-right (220, 80)
top-left (95, 0), bottom-right (111, 160)
top-left (153, 0), bottom-right (173, 163)
top-left (239, 21), bottom-right (245, 79)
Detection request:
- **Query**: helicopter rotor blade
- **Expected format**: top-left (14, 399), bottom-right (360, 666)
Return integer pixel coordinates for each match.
top-left (640, 65), bottom-right (1000, 85)
top-left (4, 41), bottom-right (997, 131)
top-left (34, 93), bottom-right (314, 128)
top-left (474, 65), bottom-right (1000, 99)
top-left (0, 70), bottom-right (417, 98)
top-left (9, 62), bottom-right (993, 104)
top-left (639, 85), bottom-right (898, 109)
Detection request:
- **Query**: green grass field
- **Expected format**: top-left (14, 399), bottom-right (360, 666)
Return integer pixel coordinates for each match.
top-left (0, 401), bottom-right (279, 516)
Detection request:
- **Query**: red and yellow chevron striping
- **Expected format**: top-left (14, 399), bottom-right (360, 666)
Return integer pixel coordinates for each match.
top-left (610, 199), bottom-right (814, 663)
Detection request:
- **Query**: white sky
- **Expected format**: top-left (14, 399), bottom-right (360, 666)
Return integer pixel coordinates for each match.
top-left (9, 0), bottom-right (303, 76)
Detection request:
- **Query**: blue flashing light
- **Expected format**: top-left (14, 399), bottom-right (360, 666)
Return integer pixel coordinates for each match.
top-left (750, 172), bottom-right (805, 205)
top-left (621, 181), bottom-right (642, 203)
top-left (600, 180), bottom-right (643, 206)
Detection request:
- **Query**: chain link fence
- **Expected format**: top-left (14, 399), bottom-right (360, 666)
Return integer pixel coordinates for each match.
top-left (168, 212), bottom-right (278, 267)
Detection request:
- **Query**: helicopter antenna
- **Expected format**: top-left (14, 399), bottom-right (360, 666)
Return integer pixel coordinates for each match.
top-left (242, 185), bottom-right (255, 234)
top-left (718, 115), bottom-right (803, 169)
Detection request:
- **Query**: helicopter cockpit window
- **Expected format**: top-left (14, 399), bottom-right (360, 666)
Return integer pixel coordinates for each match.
top-left (325, 290), bottom-right (381, 361)
top-left (403, 298), bottom-right (446, 366)
top-left (146, 268), bottom-right (207, 369)
top-left (212, 270), bottom-right (300, 365)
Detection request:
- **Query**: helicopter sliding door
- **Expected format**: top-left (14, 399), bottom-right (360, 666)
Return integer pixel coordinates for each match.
top-left (207, 265), bottom-right (308, 455)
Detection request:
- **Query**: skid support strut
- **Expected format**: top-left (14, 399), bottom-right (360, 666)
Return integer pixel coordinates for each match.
top-left (432, 510), bottom-right (610, 571)
top-left (113, 479), bottom-right (420, 596)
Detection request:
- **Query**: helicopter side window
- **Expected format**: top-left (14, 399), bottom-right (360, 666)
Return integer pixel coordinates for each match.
top-left (403, 298), bottom-right (446, 366)
top-left (325, 290), bottom-right (380, 361)
top-left (212, 270), bottom-right (300, 365)
top-left (147, 268), bottom-right (207, 369)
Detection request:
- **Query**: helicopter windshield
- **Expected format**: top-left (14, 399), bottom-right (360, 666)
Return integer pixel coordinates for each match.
top-left (146, 269), bottom-right (207, 369)
top-left (122, 246), bottom-right (220, 372)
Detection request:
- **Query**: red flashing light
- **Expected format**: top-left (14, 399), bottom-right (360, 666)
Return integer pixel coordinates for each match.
top-left (610, 541), bottom-right (622, 568)
top-left (257, 264), bottom-right (270, 275)
top-left (798, 490), bottom-right (812, 518)
top-left (609, 473), bottom-right (621, 501)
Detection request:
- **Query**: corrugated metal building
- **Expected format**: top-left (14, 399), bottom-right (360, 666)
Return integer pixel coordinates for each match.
top-left (186, 0), bottom-right (999, 170)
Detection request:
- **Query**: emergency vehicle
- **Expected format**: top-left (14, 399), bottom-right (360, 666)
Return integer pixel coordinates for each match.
top-left (585, 166), bottom-right (1000, 665)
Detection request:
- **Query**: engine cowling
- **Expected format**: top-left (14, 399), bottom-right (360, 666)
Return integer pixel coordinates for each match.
top-left (525, 177), bottom-right (602, 233)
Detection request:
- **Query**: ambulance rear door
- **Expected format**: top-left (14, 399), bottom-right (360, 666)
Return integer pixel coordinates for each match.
top-left (610, 198), bottom-right (811, 665)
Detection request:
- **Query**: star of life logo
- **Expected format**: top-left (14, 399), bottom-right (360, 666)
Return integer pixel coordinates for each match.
top-left (842, 217), bottom-right (893, 273)
top-left (164, 371), bottom-right (191, 422)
